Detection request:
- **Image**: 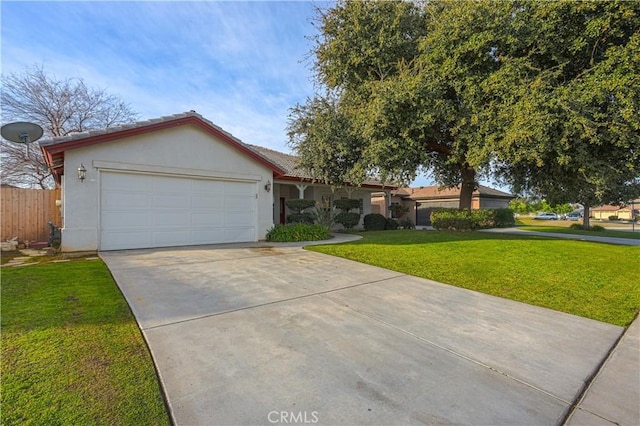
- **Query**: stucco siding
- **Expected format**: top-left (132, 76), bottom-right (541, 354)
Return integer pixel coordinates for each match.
top-left (61, 125), bottom-right (273, 251)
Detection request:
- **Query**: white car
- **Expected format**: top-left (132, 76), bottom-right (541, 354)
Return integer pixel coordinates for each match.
top-left (533, 212), bottom-right (559, 220)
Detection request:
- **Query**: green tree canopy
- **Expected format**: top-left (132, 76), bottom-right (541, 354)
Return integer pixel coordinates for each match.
top-left (289, 1), bottom-right (640, 216)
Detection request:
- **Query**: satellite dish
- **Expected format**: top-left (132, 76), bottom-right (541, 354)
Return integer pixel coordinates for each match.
top-left (1, 122), bottom-right (44, 144)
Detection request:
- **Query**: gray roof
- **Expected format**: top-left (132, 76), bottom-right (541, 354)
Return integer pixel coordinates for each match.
top-left (245, 144), bottom-right (307, 178)
top-left (38, 110), bottom-right (391, 188)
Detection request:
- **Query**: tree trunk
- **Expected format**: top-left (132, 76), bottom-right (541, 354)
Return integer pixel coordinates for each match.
top-left (582, 203), bottom-right (590, 229)
top-left (459, 165), bottom-right (476, 211)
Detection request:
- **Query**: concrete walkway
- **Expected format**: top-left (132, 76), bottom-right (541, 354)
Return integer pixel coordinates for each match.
top-left (101, 237), bottom-right (635, 425)
top-left (482, 227), bottom-right (640, 246)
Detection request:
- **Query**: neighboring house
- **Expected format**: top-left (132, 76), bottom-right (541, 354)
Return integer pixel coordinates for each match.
top-left (591, 202), bottom-right (639, 220)
top-left (39, 111), bottom-right (393, 252)
top-left (372, 185), bottom-right (515, 226)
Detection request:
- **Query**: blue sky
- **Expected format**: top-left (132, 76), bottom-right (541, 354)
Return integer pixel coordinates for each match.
top-left (1, 1), bottom-right (436, 187)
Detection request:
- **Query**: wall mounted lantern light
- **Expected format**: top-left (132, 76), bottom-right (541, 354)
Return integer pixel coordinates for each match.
top-left (77, 163), bottom-right (86, 182)
top-left (264, 180), bottom-right (272, 192)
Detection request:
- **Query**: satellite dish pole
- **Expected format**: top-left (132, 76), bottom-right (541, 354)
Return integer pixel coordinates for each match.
top-left (1, 121), bottom-right (45, 156)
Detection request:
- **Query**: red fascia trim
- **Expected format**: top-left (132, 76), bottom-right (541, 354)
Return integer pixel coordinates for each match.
top-left (40, 116), bottom-right (286, 176)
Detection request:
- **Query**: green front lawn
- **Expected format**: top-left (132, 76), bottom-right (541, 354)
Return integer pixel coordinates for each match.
top-left (1, 260), bottom-right (170, 425)
top-left (521, 225), bottom-right (640, 240)
top-left (308, 230), bottom-right (640, 327)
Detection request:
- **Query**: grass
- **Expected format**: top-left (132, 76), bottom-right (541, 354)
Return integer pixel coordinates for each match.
top-left (1, 259), bottom-right (170, 425)
top-left (521, 225), bottom-right (640, 239)
top-left (307, 230), bottom-right (640, 327)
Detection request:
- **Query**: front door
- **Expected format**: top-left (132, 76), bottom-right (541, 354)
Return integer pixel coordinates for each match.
top-left (279, 197), bottom-right (286, 224)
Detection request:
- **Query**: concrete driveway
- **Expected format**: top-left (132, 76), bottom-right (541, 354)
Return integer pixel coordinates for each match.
top-left (101, 241), bottom-right (623, 425)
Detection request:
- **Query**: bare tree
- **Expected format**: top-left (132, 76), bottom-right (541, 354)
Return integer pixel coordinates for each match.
top-left (1, 65), bottom-right (139, 188)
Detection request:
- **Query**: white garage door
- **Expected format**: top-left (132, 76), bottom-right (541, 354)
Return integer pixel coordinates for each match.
top-left (100, 172), bottom-right (257, 250)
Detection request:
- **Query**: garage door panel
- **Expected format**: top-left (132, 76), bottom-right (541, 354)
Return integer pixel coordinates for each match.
top-left (102, 231), bottom-right (152, 250)
top-left (152, 230), bottom-right (190, 246)
top-left (151, 212), bottom-right (190, 227)
top-left (192, 179), bottom-right (225, 195)
top-left (190, 229), bottom-right (225, 244)
top-left (192, 195), bottom-right (223, 210)
top-left (225, 181), bottom-right (254, 195)
top-left (225, 197), bottom-right (254, 211)
top-left (224, 227), bottom-right (255, 242)
top-left (103, 172), bottom-right (153, 191)
top-left (192, 212), bottom-right (223, 226)
top-left (103, 192), bottom-right (150, 209)
top-left (102, 211), bottom-right (149, 228)
top-left (152, 194), bottom-right (190, 209)
top-left (226, 212), bottom-right (255, 226)
top-left (100, 172), bottom-right (257, 250)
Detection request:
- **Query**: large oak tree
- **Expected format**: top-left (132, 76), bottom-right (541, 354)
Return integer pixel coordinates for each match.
top-left (289, 1), bottom-right (640, 216)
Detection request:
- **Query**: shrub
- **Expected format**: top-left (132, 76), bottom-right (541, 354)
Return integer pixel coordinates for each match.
top-left (493, 208), bottom-right (516, 227)
top-left (431, 208), bottom-right (515, 231)
top-left (286, 213), bottom-right (314, 224)
top-left (266, 223), bottom-right (331, 242)
top-left (285, 199), bottom-right (316, 213)
top-left (335, 212), bottom-right (361, 229)
top-left (398, 217), bottom-right (415, 229)
top-left (431, 209), bottom-right (476, 231)
top-left (310, 206), bottom-right (336, 229)
top-left (608, 215), bottom-right (619, 221)
top-left (363, 213), bottom-right (387, 231)
top-left (385, 218), bottom-right (399, 230)
top-left (334, 198), bottom-right (361, 212)
top-left (569, 223), bottom-right (606, 232)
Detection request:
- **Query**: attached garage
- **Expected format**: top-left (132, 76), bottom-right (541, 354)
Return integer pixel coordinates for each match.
top-left (100, 172), bottom-right (257, 250)
top-left (39, 112), bottom-right (285, 252)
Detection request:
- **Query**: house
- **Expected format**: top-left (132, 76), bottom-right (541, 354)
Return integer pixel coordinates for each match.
top-left (591, 201), bottom-right (639, 220)
top-left (39, 111), bottom-right (393, 252)
top-left (372, 185), bottom-right (515, 226)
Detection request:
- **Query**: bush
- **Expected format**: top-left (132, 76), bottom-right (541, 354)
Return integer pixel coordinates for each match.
top-left (363, 213), bottom-right (387, 231)
top-left (431, 209), bottom-right (476, 231)
top-left (385, 218), bottom-right (399, 230)
top-left (334, 198), bottom-right (361, 212)
top-left (266, 223), bottom-right (331, 242)
top-left (608, 215), bottom-right (619, 221)
top-left (285, 199), bottom-right (316, 213)
top-left (493, 208), bottom-right (516, 227)
top-left (310, 206), bottom-right (336, 229)
top-left (569, 223), bottom-right (606, 232)
top-left (286, 213), bottom-right (314, 224)
top-left (335, 212), bottom-right (361, 229)
top-left (431, 208), bottom-right (515, 231)
top-left (398, 217), bottom-right (415, 229)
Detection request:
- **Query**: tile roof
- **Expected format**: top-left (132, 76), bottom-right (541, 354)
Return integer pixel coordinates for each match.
top-left (246, 144), bottom-right (391, 188)
top-left (403, 185), bottom-right (514, 199)
top-left (38, 110), bottom-right (392, 188)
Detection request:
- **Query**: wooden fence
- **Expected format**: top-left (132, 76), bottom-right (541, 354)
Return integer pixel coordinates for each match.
top-left (1, 187), bottom-right (62, 242)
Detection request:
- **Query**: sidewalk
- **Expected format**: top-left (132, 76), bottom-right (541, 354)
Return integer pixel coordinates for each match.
top-left (566, 316), bottom-right (640, 425)
top-left (482, 227), bottom-right (640, 246)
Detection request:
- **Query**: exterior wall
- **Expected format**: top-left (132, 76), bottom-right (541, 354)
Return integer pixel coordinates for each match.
top-left (61, 125), bottom-right (273, 251)
top-left (592, 209), bottom-right (633, 220)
